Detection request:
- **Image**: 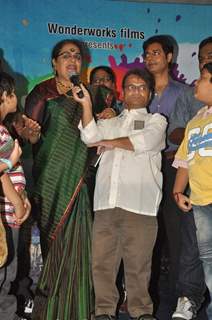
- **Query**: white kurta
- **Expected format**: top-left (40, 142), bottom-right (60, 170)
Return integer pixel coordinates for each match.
top-left (80, 108), bottom-right (167, 216)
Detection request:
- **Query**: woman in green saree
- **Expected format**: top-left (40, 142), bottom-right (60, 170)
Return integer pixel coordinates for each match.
top-left (24, 39), bottom-right (93, 320)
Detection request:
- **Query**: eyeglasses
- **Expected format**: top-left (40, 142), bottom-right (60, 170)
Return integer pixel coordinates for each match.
top-left (93, 77), bottom-right (112, 85)
top-left (143, 50), bottom-right (162, 59)
top-left (198, 53), bottom-right (212, 64)
top-left (124, 84), bottom-right (148, 92)
top-left (57, 51), bottom-right (82, 61)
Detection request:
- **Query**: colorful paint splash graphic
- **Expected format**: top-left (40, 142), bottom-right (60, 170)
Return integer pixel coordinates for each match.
top-left (107, 53), bottom-right (188, 96)
top-left (25, 50), bottom-right (194, 100)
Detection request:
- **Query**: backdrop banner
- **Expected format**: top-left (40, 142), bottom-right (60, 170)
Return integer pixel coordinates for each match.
top-left (0, 0), bottom-right (211, 287)
top-left (0, 0), bottom-right (211, 98)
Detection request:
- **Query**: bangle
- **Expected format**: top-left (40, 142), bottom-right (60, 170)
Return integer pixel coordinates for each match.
top-left (0, 158), bottom-right (13, 172)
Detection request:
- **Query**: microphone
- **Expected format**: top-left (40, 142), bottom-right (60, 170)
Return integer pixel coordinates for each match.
top-left (70, 73), bottom-right (84, 98)
top-left (94, 152), bottom-right (103, 167)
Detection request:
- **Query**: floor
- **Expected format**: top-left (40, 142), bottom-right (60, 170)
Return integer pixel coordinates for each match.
top-left (18, 224), bottom-right (209, 320)
top-left (117, 270), bottom-right (208, 319)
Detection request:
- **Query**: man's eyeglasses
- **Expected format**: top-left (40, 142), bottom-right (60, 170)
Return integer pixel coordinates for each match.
top-left (124, 84), bottom-right (148, 92)
top-left (93, 77), bottom-right (112, 85)
top-left (198, 53), bottom-right (212, 64)
top-left (57, 51), bottom-right (82, 61)
top-left (143, 50), bottom-right (161, 59)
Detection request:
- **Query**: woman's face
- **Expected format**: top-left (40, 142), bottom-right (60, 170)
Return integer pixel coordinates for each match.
top-left (52, 42), bottom-right (82, 82)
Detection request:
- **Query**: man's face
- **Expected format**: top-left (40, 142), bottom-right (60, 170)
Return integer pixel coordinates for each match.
top-left (198, 43), bottom-right (212, 71)
top-left (123, 74), bottom-right (151, 110)
top-left (143, 42), bottom-right (172, 75)
top-left (194, 68), bottom-right (212, 105)
top-left (91, 69), bottom-right (115, 90)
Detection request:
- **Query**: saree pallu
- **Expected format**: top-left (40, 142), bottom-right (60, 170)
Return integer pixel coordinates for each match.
top-left (31, 94), bottom-right (94, 319)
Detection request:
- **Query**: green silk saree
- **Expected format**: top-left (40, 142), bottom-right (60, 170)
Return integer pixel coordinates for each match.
top-left (25, 79), bottom-right (93, 320)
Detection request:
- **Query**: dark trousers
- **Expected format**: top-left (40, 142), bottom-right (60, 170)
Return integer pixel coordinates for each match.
top-left (162, 157), bottom-right (182, 294)
top-left (11, 218), bottom-right (33, 301)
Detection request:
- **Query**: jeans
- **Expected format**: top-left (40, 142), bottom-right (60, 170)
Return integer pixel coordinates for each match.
top-left (193, 204), bottom-right (212, 319)
top-left (177, 211), bottom-right (206, 309)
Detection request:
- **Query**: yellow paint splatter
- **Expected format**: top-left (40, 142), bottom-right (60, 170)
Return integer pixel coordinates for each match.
top-left (22, 19), bottom-right (29, 27)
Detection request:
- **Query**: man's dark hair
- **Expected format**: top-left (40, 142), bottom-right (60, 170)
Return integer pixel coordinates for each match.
top-left (199, 37), bottom-right (212, 52)
top-left (122, 67), bottom-right (155, 95)
top-left (203, 62), bottom-right (212, 83)
top-left (89, 65), bottom-right (116, 84)
top-left (0, 72), bottom-right (15, 100)
top-left (143, 35), bottom-right (174, 56)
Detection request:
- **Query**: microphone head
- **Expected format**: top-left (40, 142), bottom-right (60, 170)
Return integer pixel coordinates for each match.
top-left (69, 73), bottom-right (81, 86)
top-left (69, 72), bottom-right (84, 98)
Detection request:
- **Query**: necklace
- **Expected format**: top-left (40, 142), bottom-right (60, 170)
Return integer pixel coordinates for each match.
top-left (56, 78), bottom-right (72, 90)
top-left (155, 83), bottom-right (168, 97)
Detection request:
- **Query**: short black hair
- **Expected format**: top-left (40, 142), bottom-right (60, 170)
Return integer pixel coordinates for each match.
top-left (199, 37), bottom-right (212, 52)
top-left (202, 62), bottom-right (212, 83)
top-left (143, 35), bottom-right (174, 56)
top-left (89, 65), bottom-right (116, 84)
top-left (0, 72), bottom-right (15, 100)
top-left (122, 67), bottom-right (155, 94)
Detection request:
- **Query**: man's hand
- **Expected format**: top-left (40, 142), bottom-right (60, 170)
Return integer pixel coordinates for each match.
top-left (96, 108), bottom-right (116, 120)
top-left (88, 137), bottom-right (134, 152)
top-left (173, 192), bottom-right (192, 212)
top-left (88, 140), bottom-right (115, 151)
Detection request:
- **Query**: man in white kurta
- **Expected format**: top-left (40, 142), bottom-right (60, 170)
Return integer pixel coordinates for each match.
top-left (77, 68), bottom-right (167, 320)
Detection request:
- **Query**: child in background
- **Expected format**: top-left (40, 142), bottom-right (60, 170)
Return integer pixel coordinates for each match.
top-left (173, 62), bottom-right (212, 319)
top-left (0, 72), bottom-right (31, 320)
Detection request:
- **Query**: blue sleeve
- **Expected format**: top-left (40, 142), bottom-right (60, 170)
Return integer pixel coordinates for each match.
top-left (168, 86), bottom-right (203, 136)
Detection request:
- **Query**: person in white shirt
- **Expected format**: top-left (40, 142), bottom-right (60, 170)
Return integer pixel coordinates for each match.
top-left (74, 68), bottom-right (167, 320)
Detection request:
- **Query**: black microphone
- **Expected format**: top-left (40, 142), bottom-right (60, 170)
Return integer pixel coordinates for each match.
top-left (70, 73), bottom-right (84, 98)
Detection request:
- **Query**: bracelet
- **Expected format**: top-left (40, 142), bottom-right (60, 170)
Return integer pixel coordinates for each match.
top-left (0, 158), bottom-right (13, 172)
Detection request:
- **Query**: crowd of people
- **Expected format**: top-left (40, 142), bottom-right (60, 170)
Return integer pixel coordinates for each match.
top-left (0, 34), bottom-right (212, 320)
